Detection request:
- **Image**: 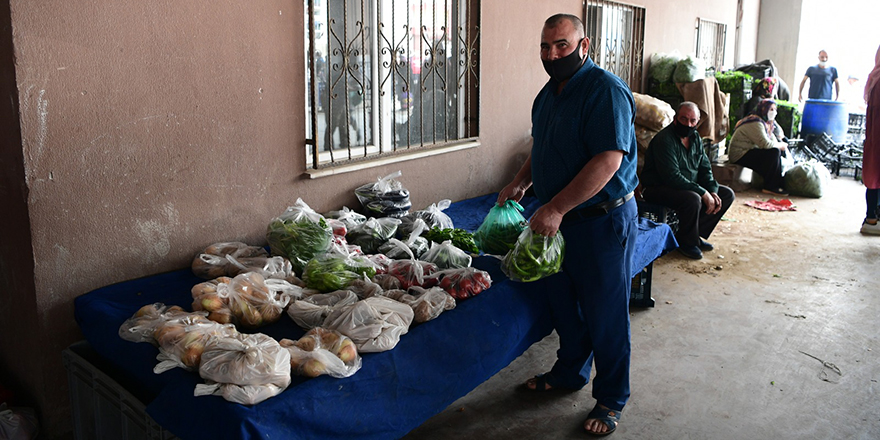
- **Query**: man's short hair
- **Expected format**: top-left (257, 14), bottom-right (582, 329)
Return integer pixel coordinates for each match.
top-left (677, 101), bottom-right (699, 114)
top-left (545, 14), bottom-right (585, 38)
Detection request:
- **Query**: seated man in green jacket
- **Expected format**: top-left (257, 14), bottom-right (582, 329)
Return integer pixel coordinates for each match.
top-left (640, 101), bottom-right (735, 259)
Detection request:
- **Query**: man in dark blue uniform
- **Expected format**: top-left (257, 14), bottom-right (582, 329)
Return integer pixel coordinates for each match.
top-left (497, 13), bottom-right (638, 436)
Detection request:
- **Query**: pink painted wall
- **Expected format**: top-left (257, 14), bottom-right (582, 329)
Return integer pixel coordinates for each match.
top-left (1, 0), bottom-right (747, 436)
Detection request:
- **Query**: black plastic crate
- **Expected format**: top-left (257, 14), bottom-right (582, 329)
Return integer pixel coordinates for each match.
top-left (630, 262), bottom-right (655, 308)
top-left (62, 341), bottom-right (179, 440)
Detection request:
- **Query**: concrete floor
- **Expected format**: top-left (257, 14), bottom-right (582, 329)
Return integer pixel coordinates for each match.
top-left (404, 176), bottom-right (880, 439)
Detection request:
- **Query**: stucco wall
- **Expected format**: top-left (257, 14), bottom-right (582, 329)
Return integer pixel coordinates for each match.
top-left (2, 0), bottom-right (748, 436)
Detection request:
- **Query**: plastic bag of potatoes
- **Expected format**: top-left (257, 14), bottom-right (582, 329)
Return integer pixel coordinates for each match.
top-left (191, 272), bottom-right (302, 329)
top-left (279, 328), bottom-right (362, 378)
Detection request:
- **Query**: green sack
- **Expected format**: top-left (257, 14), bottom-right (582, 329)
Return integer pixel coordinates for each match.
top-left (474, 200), bottom-right (529, 255)
top-left (784, 160), bottom-right (831, 198)
top-left (501, 228), bottom-right (565, 283)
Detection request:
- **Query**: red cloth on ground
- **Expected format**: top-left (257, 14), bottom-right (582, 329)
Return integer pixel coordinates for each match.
top-left (744, 199), bottom-right (796, 211)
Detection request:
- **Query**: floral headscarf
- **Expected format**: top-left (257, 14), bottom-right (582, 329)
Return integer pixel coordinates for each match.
top-left (753, 77), bottom-right (777, 98)
top-left (735, 98), bottom-right (776, 137)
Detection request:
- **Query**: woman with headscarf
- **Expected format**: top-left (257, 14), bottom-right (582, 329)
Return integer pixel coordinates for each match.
top-left (860, 45), bottom-right (880, 235)
top-left (728, 98), bottom-right (789, 195)
top-left (740, 77), bottom-right (778, 119)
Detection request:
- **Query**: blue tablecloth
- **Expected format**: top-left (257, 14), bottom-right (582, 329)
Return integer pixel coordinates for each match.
top-left (73, 193), bottom-right (675, 440)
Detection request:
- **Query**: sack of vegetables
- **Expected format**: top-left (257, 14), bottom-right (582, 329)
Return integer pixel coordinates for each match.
top-left (266, 199), bottom-right (334, 273)
top-left (501, 228), bottom-right (565, 282)
top-left (355, 171), bottom-right (412, 218)
top-left (474, 200), bottom-right (528, 255)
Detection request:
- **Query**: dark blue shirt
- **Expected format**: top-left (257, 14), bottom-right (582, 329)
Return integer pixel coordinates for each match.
top-left (805, 65), bottom-right (838, 100)
top-left (530, 56), bottom-right (639, 209)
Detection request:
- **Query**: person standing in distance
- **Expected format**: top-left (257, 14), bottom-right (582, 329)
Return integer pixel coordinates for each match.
top-left (860, 44), bottom-right (880, 235)
top-left (798, 50), bottom-right (841, 101)
top-left (497, 13), bottom-right (639, 436)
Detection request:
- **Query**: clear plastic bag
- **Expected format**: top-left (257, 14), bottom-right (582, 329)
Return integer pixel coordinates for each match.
top-left (191, 242), bottom-right (269, 279)
top-left (501, 228), bottom-right (565, 282)
top-left (191, 272), bottom-right (298, 328)
top-left (346, 276), bottom-right (384, 299)
top-left (324, 206), bottom-right (367, 231)
top-left (424, 267), bottom-right (493, 300)
top-left (346, 217), bottom-right (401, 254)
top-left (302, 253), bottom-right (377, 293)
top-left (398, 199), bottom-right (454, 235)
top-left (379, 219), bottom-right (430, 259)
top-left (225, 255), bottom-right (302, 285)
top-left (266, 198), bottom-right (334, 273)
top-left (322, 296), bottom-right (414, 353)
top-left (354, 171), bottom-right (412, 218)
top-left (673, 55), bottom-right (706, 84)
top-left (0, 403), bottom-right (38, 440)
top-left (279, 328), bottom-right (362, 378)
top-left (118, 303), bottom-right (188, 344)
top-left (383, 239), bottom-right (439, 289)
top-left (474, 200), bottom-right (528, 255)
top-left (152, 315), bottom-right (239, 374)
top-left (382, 286), bottom-right (456, 323)
top-left (650, 50), bottom-right (682, 83)
top-left (421, 240), bottom-right (472, 269)
top-left (286, 290), bottom-right (359, 329)
top-left (195, 332), bottom-right (291, 405)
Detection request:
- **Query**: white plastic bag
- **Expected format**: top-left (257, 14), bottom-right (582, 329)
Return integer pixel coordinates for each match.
top-left (279, 328), bottom-right (362, 378)
top-left (195, 333), bottom-right (291, 405)
top-left (0, 403), bottom-right (38, 440)
top-left (322, 296), bottom-right (414, 352)
top-left (286, 290), bottom-right (359, 329)
top-left (191, 242), bottom-right (269, 279)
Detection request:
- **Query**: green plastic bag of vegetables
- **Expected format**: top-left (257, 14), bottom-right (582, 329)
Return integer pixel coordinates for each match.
top-left (474, 200), bottom-right (528, 255)
top-left (501, 228), bottom-right (565, 282)
top-left (266, 198), bottom-right (333, 274)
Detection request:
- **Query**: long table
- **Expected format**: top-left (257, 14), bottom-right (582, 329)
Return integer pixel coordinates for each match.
top-left (73, 193), bottom-right (676, 440)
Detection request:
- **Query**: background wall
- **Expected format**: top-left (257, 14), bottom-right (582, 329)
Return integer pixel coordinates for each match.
top-left (1, 0), bottom-right (749, 436)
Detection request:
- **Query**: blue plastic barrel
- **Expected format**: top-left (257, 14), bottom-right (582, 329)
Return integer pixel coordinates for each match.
top-left (801, 99), bottom-right (848, 143)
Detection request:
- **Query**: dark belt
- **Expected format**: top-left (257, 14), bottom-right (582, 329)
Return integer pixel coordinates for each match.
top-left (562, 192), bottom-right (633, 223)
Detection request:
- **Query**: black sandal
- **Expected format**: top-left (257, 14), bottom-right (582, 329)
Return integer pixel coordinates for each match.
top-left (584, 404), bottom-right (621, 436)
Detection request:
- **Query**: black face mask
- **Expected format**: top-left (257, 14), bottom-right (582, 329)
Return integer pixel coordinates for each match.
top-left (542, 39), bottom-right (585, 82)
top-left (673, 120), bottom-right (696, 138)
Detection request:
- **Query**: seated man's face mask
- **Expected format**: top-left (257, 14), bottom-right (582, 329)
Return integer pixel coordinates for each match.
top-left (542, 38), bottom-right (585, 82)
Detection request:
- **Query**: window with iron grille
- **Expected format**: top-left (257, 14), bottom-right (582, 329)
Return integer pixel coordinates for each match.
top-left (583, 0), bottom-right (645, 93)
top-left (305, 0), bottom-right (480, 171)
top-left (695, 18), bottom-right (726, 72)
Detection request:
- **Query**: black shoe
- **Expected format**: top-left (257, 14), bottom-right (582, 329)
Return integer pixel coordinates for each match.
top-left (678, 245), bottom-right (703, 259)
top-left (699, 239), bottom-right (714, 251)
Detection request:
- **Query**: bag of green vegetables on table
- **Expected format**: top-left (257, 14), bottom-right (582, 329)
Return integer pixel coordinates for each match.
top-left (501, 228), bottom-right (564, 282)
top-left (474, 200), bottom-right (528, 255)
top-left (266, 199), bottom-right (333, 273)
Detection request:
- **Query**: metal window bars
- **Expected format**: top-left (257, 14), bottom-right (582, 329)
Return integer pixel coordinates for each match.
top-left (584, 0), bottom-right (646, 93)
top-left (305, 0), bottom-right (480, 170)
top-left (695, 18), bottom-right (726, 73)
